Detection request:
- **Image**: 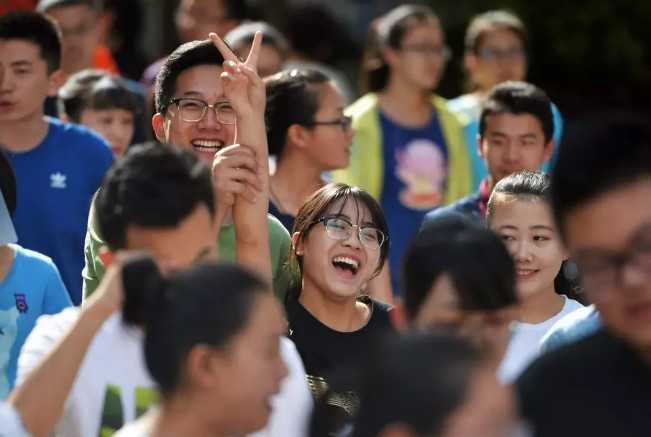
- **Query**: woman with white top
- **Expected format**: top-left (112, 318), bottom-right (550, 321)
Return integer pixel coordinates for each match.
top-left (487, 170), bottom-right (583, 382)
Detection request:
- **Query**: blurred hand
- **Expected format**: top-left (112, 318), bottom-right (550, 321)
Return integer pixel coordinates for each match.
top-left (212, 143), bottom-right (263, 207)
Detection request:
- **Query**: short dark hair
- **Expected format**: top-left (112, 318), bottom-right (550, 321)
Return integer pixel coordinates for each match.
top-left (0, 152), bottom-right (17, 216)
top-left (0, 11), bottom-right (61, 73)
top-left (487, 170), bottom-right (551, 220)
top-left (225, 21), bottom-right (289, 59)
top-left (154, 39), bottom-right (226, 114)
top-left (36, 0), bottom-right (102, 13)
top-left (551, 114), bottom-right (651, 241)
top-left (96, 142), bottom-right (215, 250)
top-left (58, 69), bottom-right (140, 121)
top-left (311, 332), bottom-right (482, 437)
top-left (361, 4), bottom-right (440, 93)
top-left (465, 9), bottom-right (527, 53)
top-left (479, 81), bottom-right (554, 143)
top-left (290, 183), bottom-right (390, 286)
top-left (265, 68), bottom-right (331, 158)
top-left (403, 215), bottom-right (516, 321)
top-left (122, 257), bottom-right (266, 395)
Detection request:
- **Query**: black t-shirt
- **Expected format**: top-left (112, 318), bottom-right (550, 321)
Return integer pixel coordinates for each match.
top-left (517, 328), bottom-right (651, 437)
top-left (286, 293), bottom-right (394, 416)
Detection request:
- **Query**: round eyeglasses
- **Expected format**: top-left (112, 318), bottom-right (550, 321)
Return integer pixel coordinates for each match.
top-left (314, 216), bottom-right (386, 249)
top-left (169, 97), bottom-right (237, 124)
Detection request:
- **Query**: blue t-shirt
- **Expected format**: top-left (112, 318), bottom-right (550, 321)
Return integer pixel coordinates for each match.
top-left (7, 117), bottom-right (114, 304)
top-left (0, 244), bottom-right (72, 397)
top-left (378, 110), bottom-right (448, 295)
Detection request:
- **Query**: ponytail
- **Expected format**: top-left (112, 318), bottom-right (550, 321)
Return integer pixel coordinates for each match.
top-left (121, 255), bottom-right (169, 326)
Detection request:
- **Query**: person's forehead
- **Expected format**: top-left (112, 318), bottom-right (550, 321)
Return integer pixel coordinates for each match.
top-left (478, 27), bottom-right (524, 48)
top-left (327, 197), bottom-right (373, 221)
top-left (174, 64), bottom-right (225, 96)
top-left (46, 3), bottom-right (95, 20)
top-left (403, 20), bottom-right (443, 42)
top-left (490, 196), bottom-right (552, 224)
top-left (484, 112), bottom-right (545, 136)
top-left (0, 39), bottom-right (42, 58)
top-left (564, 180), bottom-right (651, 252)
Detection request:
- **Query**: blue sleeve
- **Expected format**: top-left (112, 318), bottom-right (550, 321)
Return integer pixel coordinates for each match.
top-left (43, 261), bottom-right (73, 313)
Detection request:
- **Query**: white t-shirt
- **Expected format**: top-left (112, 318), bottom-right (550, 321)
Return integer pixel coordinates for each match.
top-left (0, 402), bottom-right (29, 437)
top-left (17, 309), bottom-right (312, 437)
top-left (498, 297), bottom-right (583, 383)
top-left (16, 308), bottom-right (154, 437)
top-left (115, 338), bottom-right (312, 437)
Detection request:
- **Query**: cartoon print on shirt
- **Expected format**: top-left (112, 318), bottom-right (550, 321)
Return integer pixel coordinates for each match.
top-left (395, 139), bottom-right (447, 210)
top-left (0, 306), bottom-right (19, 397)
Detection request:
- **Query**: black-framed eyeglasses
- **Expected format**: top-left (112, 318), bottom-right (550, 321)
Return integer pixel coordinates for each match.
top-left (313, 215), bottom-right (386, 249)
top-left (400, 44), bottom-right (451, 61)
top-left (303, 116), bottom-right (353, 132)
top-left (573, 225), bottom-right (651, 301)
top-left (169, 97), bottom-right (236, 124)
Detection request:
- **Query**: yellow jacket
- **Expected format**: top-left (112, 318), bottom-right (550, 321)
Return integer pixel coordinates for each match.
top-left (332, 93), bottom-right (472, 204)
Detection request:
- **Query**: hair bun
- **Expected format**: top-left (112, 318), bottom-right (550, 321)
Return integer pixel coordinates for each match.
top-left (122, 254), bottom-right (167, 326)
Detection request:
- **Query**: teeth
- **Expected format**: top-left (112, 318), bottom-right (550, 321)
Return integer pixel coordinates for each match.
top-left (192, 140), bottom-right (223, 149)
top-left (333, 256), bottom-right (359, 269)
top-left (517, 270), bottom-right (536, 276)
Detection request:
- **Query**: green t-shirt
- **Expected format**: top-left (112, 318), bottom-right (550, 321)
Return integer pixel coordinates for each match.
top-left (82, 202), bottom-right (294, 302)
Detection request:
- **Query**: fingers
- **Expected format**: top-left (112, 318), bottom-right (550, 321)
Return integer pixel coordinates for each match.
top-left (244, 31), bottom-right (263, 70)
top-left (209, 32), bottom-right (238, 63)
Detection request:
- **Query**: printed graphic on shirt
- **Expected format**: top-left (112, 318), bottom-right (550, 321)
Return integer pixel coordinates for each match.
top-left (50, 172), bottom-right (67, 189)
top-left (0, 307), bottom-right (19, 397)
top-left (14, 294), bottom-right (28, 314)
top-left (99, 384), bottom-right (159, 436)
top-left (395, 139), bottom-right (447, 210)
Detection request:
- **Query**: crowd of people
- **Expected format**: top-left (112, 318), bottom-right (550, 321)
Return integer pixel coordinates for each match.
top-left (0, 1), bottom-right (649, 437)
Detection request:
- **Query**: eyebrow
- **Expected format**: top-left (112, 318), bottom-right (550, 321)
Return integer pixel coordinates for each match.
top-left (530, 225), bottom-right (554, 231)
top-left (10, 60), bottom-right (33, 68)
top-left (179, 91), bottom-right (228, 102)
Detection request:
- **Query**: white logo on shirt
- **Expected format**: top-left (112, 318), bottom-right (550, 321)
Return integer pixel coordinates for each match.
top-left (50, 172), bottom-right (67, 189)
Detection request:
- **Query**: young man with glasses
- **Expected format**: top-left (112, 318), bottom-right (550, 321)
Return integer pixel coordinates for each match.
top-left (516, 115), bottom-right (651, 436)
top-left (83, 38), bottom-right (295, 302)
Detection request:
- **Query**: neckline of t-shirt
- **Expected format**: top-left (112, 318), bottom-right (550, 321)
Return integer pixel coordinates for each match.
top-left (296, 294), bottom-right (378, 335)
top-left (517, 296), bottom-right (579, 328)
top-left (378, 108), bottom-right (438, 131)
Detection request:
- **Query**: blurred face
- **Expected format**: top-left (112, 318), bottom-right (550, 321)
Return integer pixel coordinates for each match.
top-left (296, 198), bottom-right (383, 300)
top-left (125, 204), bottom-right (218, 273)
top-left (0, 39), bottom-right (59, 122)
top-left (388, 20), bottom-right (447, 91)
top-left (466, 28), bottom-right (527, 92)
top-left (234, 42), bottom-right (283, 78)
top-left (303, 82), bottom-right (354, 171)
top-left (176, 0), bottom-right (239, 43)
top-left (79, 107), bottom-right (134, 156)
top-left (153, 64), bottom-right (237, 163)
top-left (480, 113), bottom-right (552, 185)
top-left (217, 293), bottom-right (288, 434)
top-left (414, 274), bottom-right (514, 361)
top-left (565, 180), bottom-right (651, 351)
top-left (444, 364), bottom-right (518, 437)
top-left (45, 4), bottom-right (99, 75)
top-left (489, 196), bottom-right (566, 301)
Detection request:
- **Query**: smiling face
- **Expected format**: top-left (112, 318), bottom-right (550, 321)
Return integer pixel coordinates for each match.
top-left (153, 64), bottom-right (236, 162)
top-left (216, 292), bottom-right (288, 434)
top-left (489, 196), bottom-right (566, 301)
top-left (480, 113), bottom-right (552, 185)
top-left (0, 39), bottom-right (59, 122)
top-left (295, 198), bottom-right (383, 301)
top-left (80, 107), bottom-right (134, 156)
top-left (303, 81), bottom-right (353, 171)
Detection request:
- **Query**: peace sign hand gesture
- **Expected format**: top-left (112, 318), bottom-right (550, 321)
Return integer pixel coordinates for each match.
top-left (209, 31), bottom-right (266, 120)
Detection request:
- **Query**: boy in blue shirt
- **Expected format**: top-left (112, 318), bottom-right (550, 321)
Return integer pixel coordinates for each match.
top-left (0, 11), bottom-right (114, 304)
top-left (0, 151), bottom-right (71, 398)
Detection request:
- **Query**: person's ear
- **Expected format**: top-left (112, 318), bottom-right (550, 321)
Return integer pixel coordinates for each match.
top-left (152, 113), bottom-right (169, 143)
top-left (185, 344), bottom-right (223, 389)
top-left (464, 50), bottom-right (478, 75)
top-left (291, 232), bottom-right (303, 256)
top-left (46, 69), bottom-right (65, 97)
top-left (543, 139), bottom-right (554, 162)
top-left (286, 124), bottom-right (310, 150)
top-left (382, 47), bottom-right (401, 69)
top-left (477, 134), bottom-right (485, 159)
